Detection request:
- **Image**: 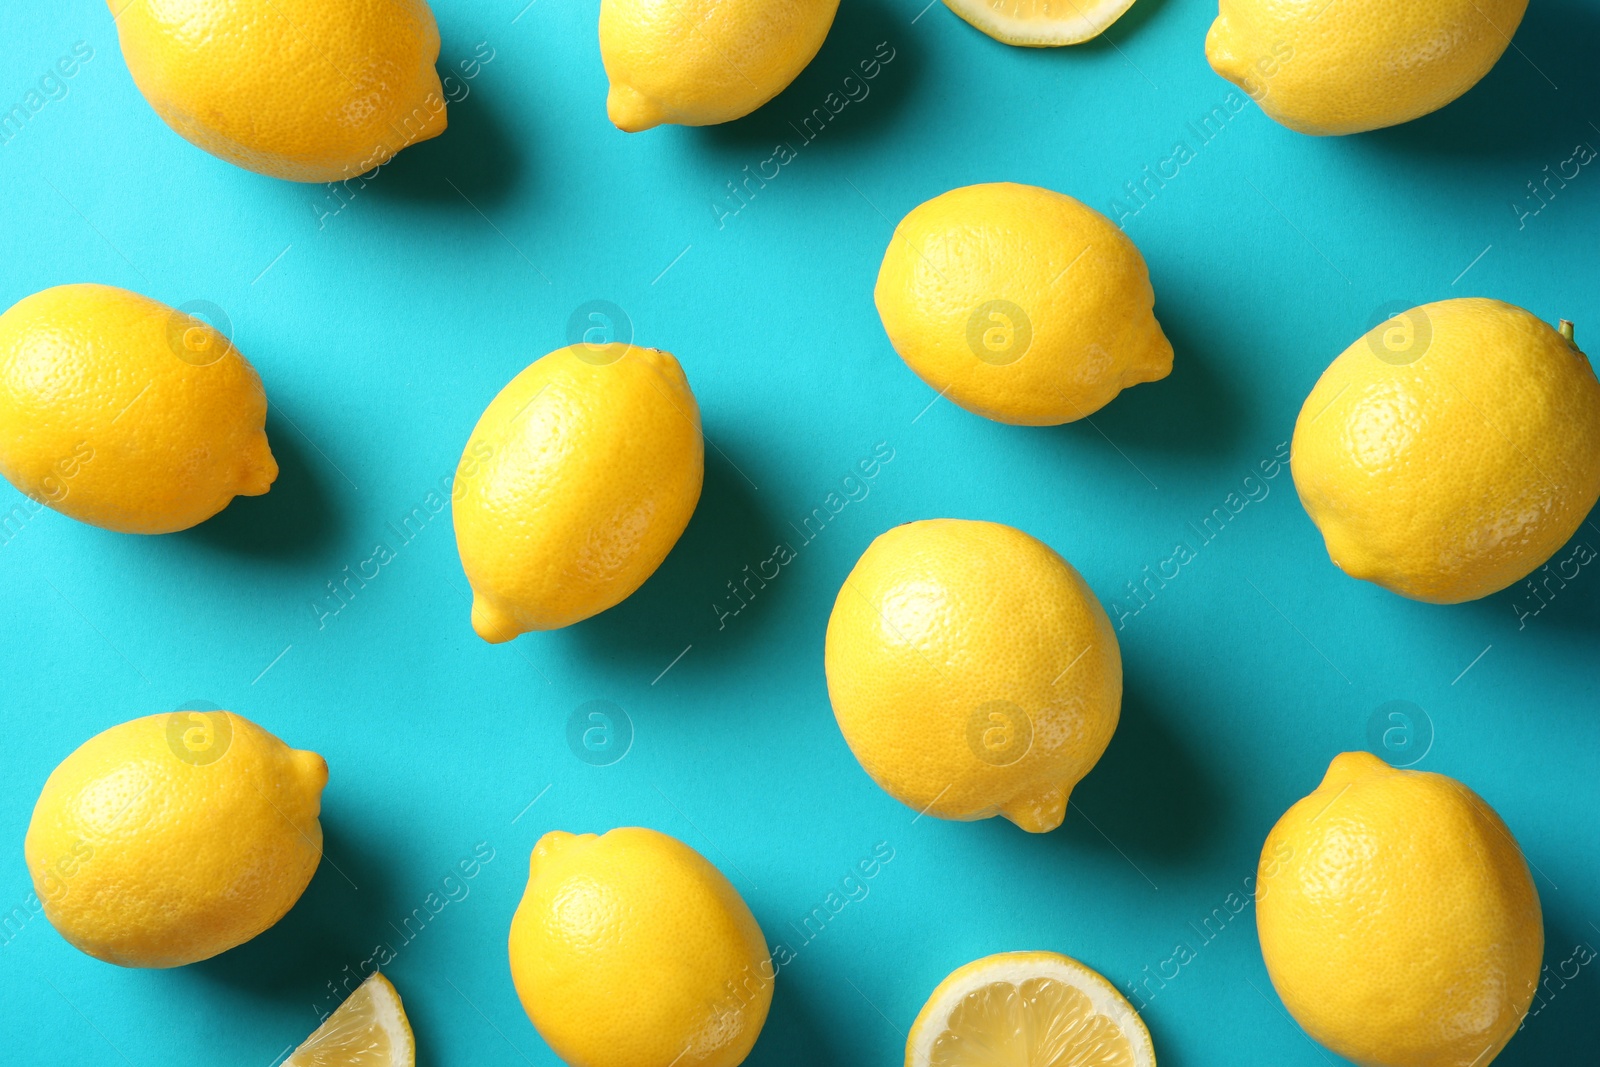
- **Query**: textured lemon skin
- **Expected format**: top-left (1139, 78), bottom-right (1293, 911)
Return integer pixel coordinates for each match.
top-left (874, 183), bottom-right (1172, 426)
top-left (453, 344), bottom-right (704, 641)
top-left (0, 284), bottom-right (277, 534)
top-left (111, 0), bottom-right (446, 182)
top-left (1258, 752), bottom-right (1542, 1067)
top-left (509, 828), bottom-right (773, 1067)
top-left (1291, 299), bottom-right (1600, 604)
top-left (1205, 0), bottom-right (1527, 135)
top-left (24, 711), bottom-right (326, 969)
top-left (599, 0), bottom-right (840, 131)
top-left (825, 519), bottom-right (1122, 832)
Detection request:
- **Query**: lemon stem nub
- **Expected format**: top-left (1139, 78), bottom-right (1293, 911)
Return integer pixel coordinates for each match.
top-left (1559, 319), bottom-right (1575, 346)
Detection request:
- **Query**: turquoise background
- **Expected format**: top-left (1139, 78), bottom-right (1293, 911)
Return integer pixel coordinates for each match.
top-left (2, 0), bottom-right (1597, 1063)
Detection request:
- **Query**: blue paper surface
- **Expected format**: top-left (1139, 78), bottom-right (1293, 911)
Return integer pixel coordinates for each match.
top-left (1, 0), bottom-right (1597, 1063)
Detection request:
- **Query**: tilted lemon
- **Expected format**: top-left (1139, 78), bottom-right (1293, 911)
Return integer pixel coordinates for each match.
top-left (110, 0), bottom-right (446, 181)
top-left (1292, 299), bottom-right (1600, 603)
top-left (825, 519), bottom-right (1122, 832)
top-left (0, 284), bottom-right (277, 534)
top-left (599, 0), bottom-right (840, 131)
top-left (453, 343), bottom-right (704, 641)
top-left (906, 951), bottom-right (1156, 1067)
top-left (1206, 0), bottom-right (1527, 135)
top-left (943, 0), bottom-right (1142, 47)
top-left (25, 709), bottom-right (326, 968)
top-left (509, 827), bottom-right (773, 1067)
top-left (874, 183), bottom-right (1172, 426)
top-left (286, 972), bottom-right (415, 1067)
top-left (1257, 752), bottom-right (1542, 1067)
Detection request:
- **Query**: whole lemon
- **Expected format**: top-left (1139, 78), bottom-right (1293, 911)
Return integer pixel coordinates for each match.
top-left (825, 519), bottom-right (1122, 832)
top-left (1292, 299), bottom-right (1600, 603)
top-left (600, 0), bottom-right (840, 131)
top-left (874, 183), bottom-right (1172, 426)
top-left (0, 284), bottom-right (277, 534)
top-left (453, 344), bottom-right (704, 641)
top-left (111, 0), bottom-right (446, 181)
top-left (25, 710), bottom-right (327, 968)
top-left (509, 827), bottom-right (773, 1067)
top-left (1257, 752), bottom-right (1542, 1066)
top-left (1205, 0), bottom-right (1527, 135)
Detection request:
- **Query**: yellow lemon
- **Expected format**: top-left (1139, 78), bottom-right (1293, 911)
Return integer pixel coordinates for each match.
top-left (287, 972), bottom-right (415, 1067)
top-left (906, 951), bottom-right (1156, 1066)
top-left (825, 519), bottom-right (1122, 832)
top-left (874, 183), bottom-right (1172, 426)
top-left (1205, 0), bottom-right (1527, 135)
top-left (452, 343), bottom-right (704, 641)
top-left (1292, 299), bottom-right (1600, 603)
top-left (111, 0), bottom-right (446, 181)
top-left (599, 0), bottom-right (840, 131)
top-left (1257, 752), bottom-right (1542, 1066)
top-left (943, 0), bottom-right (1142, 47)
top-left (0, 283), bottom-right (277, 534)
top-left (509, 827), bottom-right (772, 1067)
top-left (24, 709), bottom-right (326, 968)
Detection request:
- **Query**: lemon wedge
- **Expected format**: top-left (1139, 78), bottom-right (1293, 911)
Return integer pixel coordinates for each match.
top-left (906, 951), bottom-right (1156, 1066)
top-left (942, 0), bottom-right (1140, 46)
top-left (286, 973), bottom-right (415, 1067)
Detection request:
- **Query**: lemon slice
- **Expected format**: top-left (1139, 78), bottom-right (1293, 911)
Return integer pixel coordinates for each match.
top-left (942, 0), bottom-right (1140, 46)
top-left (286, 973), bottom-right (415, 1066)
top-left (906, 951), bottom-right (1156, 1066)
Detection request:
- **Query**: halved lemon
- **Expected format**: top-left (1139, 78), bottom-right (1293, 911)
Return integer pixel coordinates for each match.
top-left (942, 0), bottom-right (1140, 46)
top-left (286, 972), bottom-right (415, 1066)
top-left (906, 951), bottom-right (1156, 1066)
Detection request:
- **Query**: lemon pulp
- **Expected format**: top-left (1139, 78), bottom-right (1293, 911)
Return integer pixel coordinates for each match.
top-left (932, 976), bottom-right (1139, 1065)
top-left (907, 952), bottom-right (1154, 1067)
top-left (286, 973), bottom-right (414, 1066)
top-left (942, 0), bottom-right (1140, 46)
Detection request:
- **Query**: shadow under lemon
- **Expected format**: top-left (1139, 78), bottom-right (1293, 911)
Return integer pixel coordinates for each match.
top-left (1054, 314), bottom-right (1248, 459)
top-left (744, 972), bottom-right (846, 1067)
top-left (184, 816), bottom-right (398, 1008)
top-left (178, 410), bottom-right (342, 562)
top-left (1495, 908), bottom-right (1597, 1066)
top-left (1353, 0), bottom-right (1600, 164)
top-left (558, 443), bottom-right (793, 672)
top-left (701, 0), bottom-right (923, 156)
top-left (360, 84), bottom-right (526, 210)
top-left (1055, 675), bottom-right (1227, 869)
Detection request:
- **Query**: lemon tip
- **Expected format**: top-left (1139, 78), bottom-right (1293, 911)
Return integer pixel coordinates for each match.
top-left (606, 83), bottom-right (665, 133)
top-left (999, 784), bottom-right (1070, 832)
top-left (471, 597), bottom-right (524, 643)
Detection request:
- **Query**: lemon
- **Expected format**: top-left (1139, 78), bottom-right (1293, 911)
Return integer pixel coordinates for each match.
top-left (874, 183), bottom-right (1172, 426)
top-left (599, 0), bottom-right (840, 131)
top-left (452, 343), bottom-right (704, 641)
top-left (24, 710), bottom-right (326, 968)
top-left (1205, 0), bottom-right (1527, 135)
top-left (943, 0), bottom-right (1142, 47)
top-left (287, 972), bottom-right (415, 1067)
top-left (1292, 299), bottom-right (1600, 603)
top-left (825, 519), bottom-right (1121, 832)
top-left (509, 827), bottom-right (773, 1067)
top-left (906, 951), bottom-right (1156, 1067)
top-left (0, 284), bottom-right (277, 534)
top-left (1258, 752), bottom-right (1542, 1066)
top-left (111, 0), bottom-right (447, 181)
